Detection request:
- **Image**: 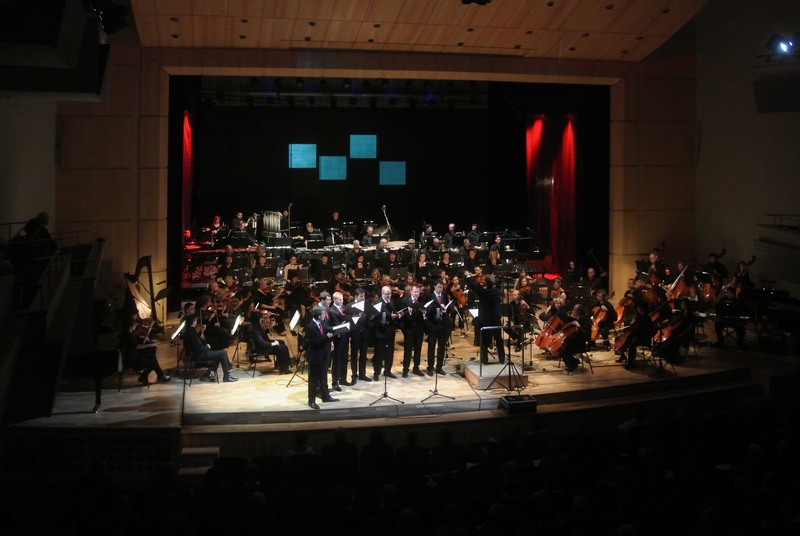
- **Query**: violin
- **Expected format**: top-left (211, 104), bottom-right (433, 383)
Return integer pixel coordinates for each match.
top-left (450, 286), bottom-right (466, 308)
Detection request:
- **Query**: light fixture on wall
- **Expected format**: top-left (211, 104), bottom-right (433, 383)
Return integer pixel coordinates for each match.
top-left (765, 33), bottom-right (797, 54)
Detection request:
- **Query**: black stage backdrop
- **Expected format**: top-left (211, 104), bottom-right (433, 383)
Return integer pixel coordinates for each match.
top-left (168, 79), bottom-right (609, 300)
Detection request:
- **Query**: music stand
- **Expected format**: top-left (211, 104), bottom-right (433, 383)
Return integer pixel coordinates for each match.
top-left (389, 267), bottom-right (408, 280)
top-left (368, 301), bottom-right (404, 407)
top-left (483, 324), bottom-right (526, 393)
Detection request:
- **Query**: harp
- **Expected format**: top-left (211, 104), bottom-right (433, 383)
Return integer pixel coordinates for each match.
top-left (124, 255), bottom-right (160, 323)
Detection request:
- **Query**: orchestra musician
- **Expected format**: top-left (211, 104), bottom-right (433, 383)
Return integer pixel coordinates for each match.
top-left (252, 278), bottom-right (286, 334)
top-left (420, 223), bottom-right (435, 249)
top-left (411, 252), bottom-right (431, 283)
top-left (314, 252), bottom-right (334, 281)
top-left (466, 223), bottom-right (480, 245)
top-left (489, 234), bottom-right (504, 252)
top-left (587, 289), bottom-right (618, 351)
top-left (210, 215), bottom-right (224, 237)
top-left (216, 255), bottom-right (237, 282)
top-left (648, 252), bottom-right (668, 283)
top-left (405, 239), bottom-right (419, 263)
top-left (550, 278), bottom-right (568, 304)
top-left (181, 310), bottom-right (238, 382)
top-left (348, 253), bottom-right (369, 280)
top-left (459, 238), bottom-right (475, 258)
top-left (119, 318), bottom-right (171, 385)
top-left (247, 309), bottom-right (291, 374)
top-left (584, 267), bottom-right (606, 294)
top-left (465, 272), bottom-right (504, 365)
top-left (559, 304), bottom-right (593, 373)
top-left (443, 223), bottom-right (459, 251)
top-left (251, 255), bottom-right (270, 283)
top-left (345, 240), bottom-right (363, 267)
top-left (328, 292), bottom-right (350, 390)
top-left (615, 301), bottom-right (653, 370)
top-left (565, 260), bottom-right (582, 284)
top-left (438, 252), bottom-right (453, 272)
top-left (344, 288), bottom-right (372, 384)
top-left (463, 248), bottom-right (479, 274)
top-left (362, 225), bottom-right (376, 246)
top-left (539, 296), bottom-right (569, 325)
top-left (508, 289), bottom-right (531, 350)
top-left (653, 298), bottom-right (696, 364)
top-left (447, 276), bottom-right (468, 338)
top-left (728, 260), bottom-right (754, 293)
top-left (425, 280), bottom-right (452, 375)
top-left (283, 254), bottom-right (302, 280)
top-left (400, 284), bottom-right (426, 377)
top-left (249, 244), bottom-right (266, 269)
top-left (282, 274), bottom-right (310, 325)
top-left (196, 292), bottom-right (232, 350)
top-left (371, 286), bottom-right (400, 380)
top-left (713, 286), bottom-right (747, 349)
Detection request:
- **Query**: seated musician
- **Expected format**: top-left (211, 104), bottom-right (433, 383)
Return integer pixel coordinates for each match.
top-left (438, 252), bottom-right (453, 271)
top-left (420, 223), bottom-right (435, 249)
top-left (560, 304), bottom-right (593, 373)
top-left (361, 226), bottom-right (376, 246)
top-left (303, 222), bottom-right (320, 245)
top-left (714, 286), bottom-right (747, 348)
top-left (366, 268), bottom-right (383, 297)
top-left (345, 240), bottom-right (363, 266)
top-left (466, 223), bottom-right (480, 245)
top-left (119, 318), bottom-right (171, 384)
top-left (405, 239), bottom-right (419, 263)
top-left (565, 260), bottom-right (582, 284)
top-left (587, 289), bottom-right (618, 351)
top-left (375, 239), bottom-right (391, 270)
top-left (539, 296), bottom-right (569, 324)
top-left (411, 252), bottom-right (430, 283)
top-left (550, 278), bottom-right (568, 303)
top-left (615, 301), bottom-right (653, 370)
top-left (282, 274), bottom-right (310, 325)
top-left (489, 234), bottom-right (504, 252)
top-left (216, 255), bottom-right (236, 282)
top-left (508, 290), bottom-right (532, 350)
top-left (728, 260), bottom-right (754, 292)
top-left (181, 311), bottom-right (237, 382)
top-left (648, 252), bottom-right (668, 283)
top-left (283, 254), bottom-right (302, 280)
top-left (314, 253), bottom-right (334, 281)
top-left (447, 276), bottom-right (468, 338)
top-left (252, 278), bottom-right (286, 334)
top-left (348, 253), bottom-right (369, 279)
top-left (437, 269), bottom-right (450, 288)
top-left (584, 267), bottom-right (606, 294)
top-left (459, 238), bottom-right (475, 258)
top-left (385, 251), bottom-right (402, 270)
top-left (210, 215), bottom-right (224, 237)
top-left (196, 292), bottom-right (232, 350)
top-left (251, 255), bottom-right (271, 283)
top-left (430, 237), bottom-right (445, 252)
top-left (463, 248), bottom-right (479, 274)
top-left (485, 249), bottom-right (501, 274)
top-left (247, 309), bottom-right (291, 374)
top-left (654, 298), bottom-right (696, 364)
top-left (443, 223), bottom-right (459, 251)
top-left (249, 244), bottom-right (266, 269)
top-left (705, 252), bottom-right (729, 281)
top-left (513, 269), bottom-right (532, 294)
top-left (328, 270), bottom-right (353, 298)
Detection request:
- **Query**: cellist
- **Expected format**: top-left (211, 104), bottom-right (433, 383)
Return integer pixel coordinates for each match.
top-left (586, 289), bottom-right (618, 351)
top-left (558, 304), bottom-right (593, 373)
top-left (615, 301), bottom-right (653, 370)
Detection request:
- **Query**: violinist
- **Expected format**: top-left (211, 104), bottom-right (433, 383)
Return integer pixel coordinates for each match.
top-left (366, 268), bottom-right (383, 297)
top-left (615, 301), bottom-right (652, 370)
top-left (119, 318), bottom-right (171, 385)
top-left (400, 284), bottom-right (426, 377)
top-left (252, 278), bottom-right (286, 334)
top-left (247, 309), bottom-right (291, 374)
top-left (513, 269), bottom-right (532, 294)
top-left (282, 274), bottom-right (310, 324)
top-left (549, 278), bottom-right (568, 304)
top-left (559, 304), bottom-right (592, 373)
top-left (196, 293), bottom-right (231, 350)
top-left (587, 289), bottom-right (618, 351)
top-left (447, 276), bottom-right (468, 338)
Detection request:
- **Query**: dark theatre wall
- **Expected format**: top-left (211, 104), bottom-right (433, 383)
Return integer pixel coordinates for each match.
top-left (172, 81), bottom-right (608, 267)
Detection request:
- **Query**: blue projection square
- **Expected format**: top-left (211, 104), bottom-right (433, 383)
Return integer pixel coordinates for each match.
top-left (289, 144), bottom-right (316, 168)
top-left (319, 156), bottom-right (347, 181)
top-left (350, 135), bottom-right (377, 159)
top-left (379, 161), bottom-right (406, 185)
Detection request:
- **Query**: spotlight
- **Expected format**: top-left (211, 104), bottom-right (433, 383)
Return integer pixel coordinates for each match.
top-left (766, 33), bottom-right (796, 54)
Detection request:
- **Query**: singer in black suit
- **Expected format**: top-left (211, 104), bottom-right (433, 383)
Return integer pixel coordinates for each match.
top-left (305, 308), bottom-right (338, 409)
top-left (344, 288), bottom-right (372, 383)
top-left (400, 285), bottom-right (426, 377)
top-left (464, 273), bottom-right (505, 364)
top-left (425, 280), bottom-right (452, 375)
top-left (328, 292), bottom-right (350, 389)
top-left (372, 286), bottom-right (399, 380)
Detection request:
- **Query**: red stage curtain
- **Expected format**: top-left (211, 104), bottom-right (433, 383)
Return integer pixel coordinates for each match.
top-left (182, 110), bottom-right (193, 233)
top-left (550, 116), bottom-right (576, 270)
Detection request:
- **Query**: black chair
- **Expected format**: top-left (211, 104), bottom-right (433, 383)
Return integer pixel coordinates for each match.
top-left (181, 346), bottom-right (220, 386)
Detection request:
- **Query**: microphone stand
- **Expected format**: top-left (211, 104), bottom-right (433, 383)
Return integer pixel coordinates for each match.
top-left (369, 312), bottom-right (404, 406)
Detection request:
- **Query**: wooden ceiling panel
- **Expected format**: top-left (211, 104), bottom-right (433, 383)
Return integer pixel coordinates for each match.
top-left (191, 0), bottom-right (228, 17)
top-left (132, 0), bottom-right (711, 64)
top-left (192, 16), bottom-right (228, 48)
top-left (417, 24), bottom-right (459, 47)
top-left (227, 17), bottom-right (263, 48)
top-left (324, 20), bottom-right (363, 43)
top-left (226, 0), bottom-right (267, 19)
top-left (262, 0), bottom-right (300, 19)
top-left (330, 0), bottom-right (370, 22)
top-left (396, 1), bottom-right (437, 24)
top-left (257, 19), bottom-right (294, 49)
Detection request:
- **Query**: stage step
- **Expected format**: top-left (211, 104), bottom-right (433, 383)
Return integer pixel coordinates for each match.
top-left (178, 446), bottom-right (219, 482)
top-left (463, 362), bottom-right (528, 390)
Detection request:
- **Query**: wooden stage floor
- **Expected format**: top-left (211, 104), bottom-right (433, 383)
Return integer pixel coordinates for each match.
top-left (14, 320), bottom-right (800, 434)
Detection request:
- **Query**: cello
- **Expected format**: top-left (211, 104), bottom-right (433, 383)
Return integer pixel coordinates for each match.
top-left (535, 315), bottom-right (563, 351)
top-left (548, 322), bottom-right (579, 356)
top-left (590, 291), bottom-right (615, 341)
top-left (615, 296), bottom-right (635, 326)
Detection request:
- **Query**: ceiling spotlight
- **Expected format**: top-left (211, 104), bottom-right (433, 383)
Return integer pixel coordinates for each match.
top-left (766, 33), bottom-right (797, 54)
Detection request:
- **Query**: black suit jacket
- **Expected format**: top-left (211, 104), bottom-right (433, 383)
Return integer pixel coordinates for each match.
top-left (305, 320), bottom-right (331, 365)
top-left (372, 298), bottom-right (397, 340)
top-left (424, 293), bottom-right (451, 332)
top-left (465, 277), bottom-right (501, 326)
